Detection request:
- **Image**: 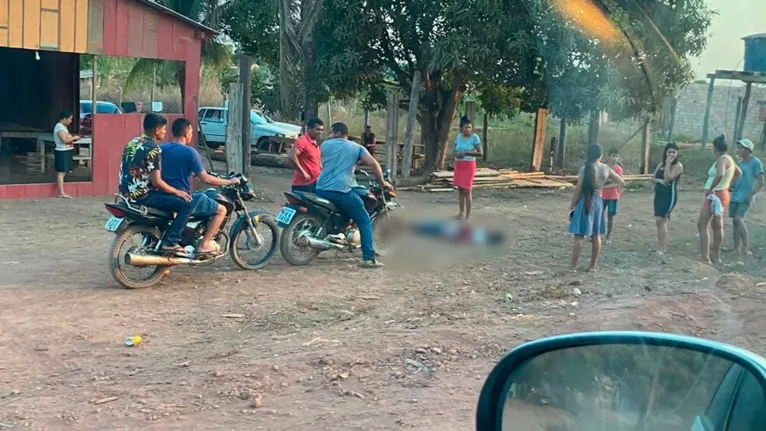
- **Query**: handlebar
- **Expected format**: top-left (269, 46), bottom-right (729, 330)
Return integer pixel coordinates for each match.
top-left (209, 171), bottom-right (248, 186)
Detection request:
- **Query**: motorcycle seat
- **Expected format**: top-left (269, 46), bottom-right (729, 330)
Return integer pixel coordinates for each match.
top-left (296, 192), bottom-right (341, 213)
top-left (119, 200), bottom-right (174, 219)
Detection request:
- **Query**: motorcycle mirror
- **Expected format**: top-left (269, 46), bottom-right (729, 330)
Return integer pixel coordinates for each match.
top-left (383, 168), bottom-right (391, 178)
top-left (476, 331), bottom-right (766, 431)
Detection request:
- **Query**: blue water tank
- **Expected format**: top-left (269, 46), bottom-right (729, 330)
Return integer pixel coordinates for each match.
top-left (743, 33), bottom-right (766, 73)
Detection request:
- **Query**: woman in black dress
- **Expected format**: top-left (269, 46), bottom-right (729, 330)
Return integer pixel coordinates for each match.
top-left (653, 142), bottom-right (683, 255)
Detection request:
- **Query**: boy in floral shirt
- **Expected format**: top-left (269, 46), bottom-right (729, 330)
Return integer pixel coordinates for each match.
top-left (118, 114), bottom-right (192, 254)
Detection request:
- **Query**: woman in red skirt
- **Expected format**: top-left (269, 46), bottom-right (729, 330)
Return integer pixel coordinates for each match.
top-left (453, 116), bottom-right (482, 221)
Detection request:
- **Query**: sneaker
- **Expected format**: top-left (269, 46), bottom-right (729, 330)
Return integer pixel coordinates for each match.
top-left (360, 259), bottom-right (385, 269)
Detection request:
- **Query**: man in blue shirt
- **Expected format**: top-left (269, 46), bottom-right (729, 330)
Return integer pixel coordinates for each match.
top-left (315, 122), bottom-right (391, 268)
top-left (159, 118), bottom-right (240, 255)
top-left (730, 138), bottom-right (764, 254)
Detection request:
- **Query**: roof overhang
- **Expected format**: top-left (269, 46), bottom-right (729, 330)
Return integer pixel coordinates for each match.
top-left (133, 0), bottom-right (216, 35)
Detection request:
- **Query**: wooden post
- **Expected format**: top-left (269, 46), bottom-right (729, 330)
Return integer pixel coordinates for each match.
top-left (736, 83), bottom-right (753, 141)
top-left (587, 109), bottom-right (600, 147)
top-left (401, 71), bottom-right (421, 178)
top-left (363, 109), bottom-right (369, 127)
top-left (666, 95), bottom-right (677, 143)
top-left (482, 111), bottom-right (489, 162)
top-left (91, 55), bottom-right (98, 124)
top-left (733, 97), bottom-right (743, 141)
top-left (530, 108), bottom-right (548, 172)
top-left (701, 75), bottom-right (716, 149)
top-left (557, 116), bottom-right (567, 169)
top-left (226, 83), bottom-right (244, 175)
top-left (639, 117), bottom-right (651, 174)
top-left (392, 93), bottom-right (400, 178)
top-left (385, 92), bottom-right (399, 178)
top-left (327, 101), bottom-right (332, 126)
top-left (761, 119), bottom-right (766, 150)
top-left (239, 55), bottom-right (252, 175)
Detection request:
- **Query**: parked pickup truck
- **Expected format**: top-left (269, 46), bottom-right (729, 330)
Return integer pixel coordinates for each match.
top-left (198, 107), bottom-right (301, 151)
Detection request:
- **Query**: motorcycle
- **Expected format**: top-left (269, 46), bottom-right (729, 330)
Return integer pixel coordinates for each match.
top-left (276, 168), bottom-right (402, 265)
top-left (104, 173), bottom-right (279, 289)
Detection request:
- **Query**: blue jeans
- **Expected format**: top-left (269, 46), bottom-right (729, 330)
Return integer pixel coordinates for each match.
top-left (137, 191), bottom-right (205, 246)
top-left (316, 189), bottom-right (375, 261)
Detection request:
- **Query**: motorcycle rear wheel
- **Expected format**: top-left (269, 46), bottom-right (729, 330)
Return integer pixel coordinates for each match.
top-left (109, 225), bottom-right (168, 289)
top-left (279, 213), bottom-right (321, 266)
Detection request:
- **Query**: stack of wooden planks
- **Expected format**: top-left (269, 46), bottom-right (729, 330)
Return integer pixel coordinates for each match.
top-left (398, 169), bottom-right (654, 192)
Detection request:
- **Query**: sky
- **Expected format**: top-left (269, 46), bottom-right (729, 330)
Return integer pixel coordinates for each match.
top-left (691, 0), bottom-right (766, 79)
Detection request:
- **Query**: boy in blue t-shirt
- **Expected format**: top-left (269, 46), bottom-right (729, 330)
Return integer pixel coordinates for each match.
top-left (730, 139), bottom-right (764, 254)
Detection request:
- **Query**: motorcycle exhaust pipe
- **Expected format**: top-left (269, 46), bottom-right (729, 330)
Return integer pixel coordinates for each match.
top-left (300, 235), bottom-right (345, 251)
top-left (125, 253), bottom-right (207, 267)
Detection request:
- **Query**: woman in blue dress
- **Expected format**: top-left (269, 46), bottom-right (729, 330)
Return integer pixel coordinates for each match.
top-left (568, 144), bottom-right (624, 271)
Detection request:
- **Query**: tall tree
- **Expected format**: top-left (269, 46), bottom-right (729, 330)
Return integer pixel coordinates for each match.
top-left (315, 0), bottom-right (540, 173)
top-left (223, 0), bottom-right (324, 120)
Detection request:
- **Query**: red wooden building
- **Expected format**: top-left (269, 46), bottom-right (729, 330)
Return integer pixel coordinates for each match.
top-left (0, 0), bottom-right (213, 198)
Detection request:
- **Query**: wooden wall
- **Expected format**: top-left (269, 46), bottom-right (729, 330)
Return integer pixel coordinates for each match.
top-left (0, 0), bottom-right (90, 52)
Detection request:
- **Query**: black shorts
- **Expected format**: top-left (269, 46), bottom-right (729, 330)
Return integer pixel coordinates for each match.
top-left (54, 149), bottom-right (74, 173)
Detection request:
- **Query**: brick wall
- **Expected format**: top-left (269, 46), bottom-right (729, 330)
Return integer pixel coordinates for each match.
top-left (674, 82), bottom-right (766, 141)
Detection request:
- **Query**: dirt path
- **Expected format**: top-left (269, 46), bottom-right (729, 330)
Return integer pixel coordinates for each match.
top-left (2, 169), bottom-right (766, 430)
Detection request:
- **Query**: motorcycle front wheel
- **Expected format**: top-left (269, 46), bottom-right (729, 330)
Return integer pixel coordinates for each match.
top-left (108, 225), bottom-right (168, 289)
top-left (279, 213), bottom-right (322, 266)
top-left (230, 215), bottom-right (279, 270)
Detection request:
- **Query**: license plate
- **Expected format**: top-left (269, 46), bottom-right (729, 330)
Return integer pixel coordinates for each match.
top-left (276, 207), bottom-right (297, 225)
top-left (105, 216), bottom-right (124, 232)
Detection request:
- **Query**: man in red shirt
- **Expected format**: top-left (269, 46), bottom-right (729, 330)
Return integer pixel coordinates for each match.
top-left (289, 118), bottom-right (324, 193)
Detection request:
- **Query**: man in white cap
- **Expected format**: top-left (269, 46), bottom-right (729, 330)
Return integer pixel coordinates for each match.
top-left (730, 138), bottom-right (763, 254)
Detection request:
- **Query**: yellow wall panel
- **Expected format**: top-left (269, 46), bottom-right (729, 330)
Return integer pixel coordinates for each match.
top-left (41, 0), bottom-right (59, 10)
top-left (74, 0), bottom-right (88, 52)
top-left (0, 29), bottom-right (8, 48)
top-left (9, 0), bottom-right (24, 48)
top-left (40, 10), bottom-right (59, 48)
top-left (0, 0), bottom-right (8, 27)
top-left (60, 0), bottom-right (76, 52)
top-left (24, 0), bottom-right (41, 49)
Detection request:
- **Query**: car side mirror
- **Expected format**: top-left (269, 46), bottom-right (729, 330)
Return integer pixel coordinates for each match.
top-left (476, 332), bottom-right (766, 431)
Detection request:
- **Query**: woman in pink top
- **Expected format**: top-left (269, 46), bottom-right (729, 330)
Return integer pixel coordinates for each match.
top-left (601, 148), bottom-right (623, 242)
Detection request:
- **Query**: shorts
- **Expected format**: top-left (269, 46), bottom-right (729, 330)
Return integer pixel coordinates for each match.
top-left (729, 201), bottom-right (750, 218)
top-left (603, 199), bottom-right (618, 217)
top-left (54, 149), bottom-right (74, 173)
top-left (191, 193), bottom-right (220, 218)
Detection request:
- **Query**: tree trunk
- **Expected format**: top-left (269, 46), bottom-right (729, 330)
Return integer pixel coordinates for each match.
top-left (302, 45), bottom-right (319, 121)
top-left (419, 85), bottom-right (461, 174)
top-left (482, 111), bottom-right (489, 162)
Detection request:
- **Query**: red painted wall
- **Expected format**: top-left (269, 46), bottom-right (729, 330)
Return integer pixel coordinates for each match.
top-left (0, 0), bottom-right (203, 199)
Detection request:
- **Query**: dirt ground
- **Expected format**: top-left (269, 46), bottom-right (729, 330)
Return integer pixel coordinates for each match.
top-left (2, 167), bottom-right (766, 430)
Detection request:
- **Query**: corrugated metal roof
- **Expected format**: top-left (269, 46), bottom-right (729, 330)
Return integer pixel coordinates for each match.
top-left (133, 0), bottom-right (216, 34)
top-left (742, 33), bottom-right (766, 40)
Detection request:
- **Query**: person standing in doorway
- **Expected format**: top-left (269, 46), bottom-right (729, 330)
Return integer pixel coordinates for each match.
top-left (653, 142), bottom-right (683, 255)
top-left (362, 125), bottom-right (376, 157)
top-left (601, 148), bottom-right (623, 243)
top-left (289, 118), bottom-right (324, 193)
top-left (453, 116), bottom-right (482, 221)
top-left (730, 138), bottom-right (763, 255)
top-left (698, 135), bottom-right (741, 264)
top-left (53, 110), bottom-right (81, 198)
